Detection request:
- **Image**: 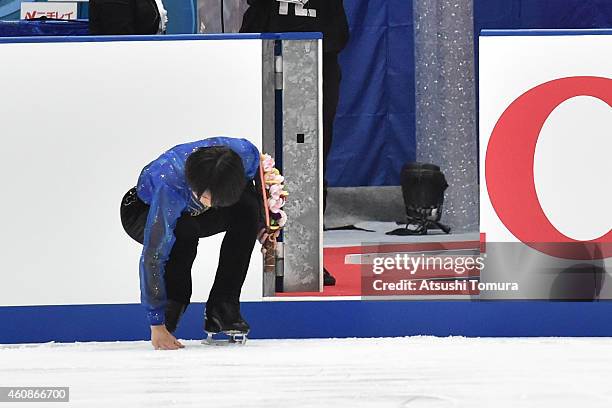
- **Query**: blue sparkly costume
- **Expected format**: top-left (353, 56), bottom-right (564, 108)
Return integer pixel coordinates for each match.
top-left (135, 137), bottom-right (260, 325)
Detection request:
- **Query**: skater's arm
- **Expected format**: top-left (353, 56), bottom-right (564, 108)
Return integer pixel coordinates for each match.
top-left (253, 174), bottom-right (267, 232)
top-left (139, 184), bottom-right (185, 326)
top-left (256, 169), bottom-right (280, 253)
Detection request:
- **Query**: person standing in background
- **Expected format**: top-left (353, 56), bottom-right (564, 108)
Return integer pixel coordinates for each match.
top-left (240, 0), bottom-right (350, 286)
top-left (198, 0), bottom-right (248, 33)
top-left (89, 0), bottom-right (168, 35)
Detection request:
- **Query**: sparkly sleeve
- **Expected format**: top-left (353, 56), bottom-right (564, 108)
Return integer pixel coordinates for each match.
top-left (139, 183), bottom-right (185, 326)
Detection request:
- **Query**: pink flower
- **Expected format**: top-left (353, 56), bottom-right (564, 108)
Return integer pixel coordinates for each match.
top-left (269, 184), bottom-right (283, 200)
top-left (261, 154), bottom-right (275, 172)
top-left (268, 197), bottom-right (285, 213)
top-left (261, 152), bottom-right (288, 228)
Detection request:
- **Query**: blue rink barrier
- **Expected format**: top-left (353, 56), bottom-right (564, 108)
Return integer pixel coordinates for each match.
top-left (1, 301), bottom-right (612, 344)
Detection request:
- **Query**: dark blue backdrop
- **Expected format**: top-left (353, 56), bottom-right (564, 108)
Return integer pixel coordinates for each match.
top-left (330, 0), bottom-right (415, 187)
top-left (329, 0), bottom-right (612, 187)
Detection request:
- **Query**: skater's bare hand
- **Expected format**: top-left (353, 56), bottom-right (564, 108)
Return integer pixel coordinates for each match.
top-left (151, 325), bottom-right (184, 350)
top-left (258, 228), bottom-right (280, 254)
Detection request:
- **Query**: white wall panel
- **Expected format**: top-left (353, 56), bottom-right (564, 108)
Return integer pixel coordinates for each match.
top-left (0, 37), bottom-right (264, 306)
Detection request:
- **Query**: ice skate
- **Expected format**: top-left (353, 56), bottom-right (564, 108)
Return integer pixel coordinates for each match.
top-left (202, 301), bottom-right (250, 346)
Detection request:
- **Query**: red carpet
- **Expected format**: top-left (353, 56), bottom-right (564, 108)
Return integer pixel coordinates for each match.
top-left (276, 241), bottom-right (481, 297)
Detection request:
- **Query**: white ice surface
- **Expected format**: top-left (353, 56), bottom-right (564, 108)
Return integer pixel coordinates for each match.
top-left (1, 337), bottom-right (612, 407)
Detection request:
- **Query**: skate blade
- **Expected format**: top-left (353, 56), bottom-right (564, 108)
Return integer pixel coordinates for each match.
top-left (202, 332), bottom-right (248, 346)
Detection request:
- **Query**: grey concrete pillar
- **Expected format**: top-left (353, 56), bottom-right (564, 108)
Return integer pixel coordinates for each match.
top-left (413, 0), bottom-right (479, 232)
top-left (259, 38), bottom-right (322, 296)
top-left (280, 39), bottom-right (323, 293)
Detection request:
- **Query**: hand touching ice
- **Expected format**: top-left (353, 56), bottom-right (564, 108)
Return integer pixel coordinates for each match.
top-left (151, 325), bottom-right (184, 350)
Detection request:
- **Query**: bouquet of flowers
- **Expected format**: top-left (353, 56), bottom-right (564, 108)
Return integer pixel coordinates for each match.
top-left (259, 154), bottom-right (288, 272)
top-left (259, 154), bottom-right (288, 231)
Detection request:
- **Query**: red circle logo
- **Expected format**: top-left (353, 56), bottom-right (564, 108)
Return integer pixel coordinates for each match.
top-left (486, 76), bottom-right (612, 259)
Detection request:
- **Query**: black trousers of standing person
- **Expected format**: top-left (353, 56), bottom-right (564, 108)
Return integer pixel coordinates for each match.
top-left (323, 52), bottom-right (342, 212)
top-left (89, 0), bottom-right (160, 35)
top-left (120, 183), bottom-right (261, 311)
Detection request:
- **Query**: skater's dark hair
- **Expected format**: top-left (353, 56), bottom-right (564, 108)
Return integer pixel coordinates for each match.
top-left (185, 146), bottom-right (246, 207)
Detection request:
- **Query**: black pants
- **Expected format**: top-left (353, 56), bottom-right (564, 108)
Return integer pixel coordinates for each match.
top-left (89, 0), bottom-right (160, 35)
top-left (323, 53), bottom-right (342, 212)
top-left (120, 184), bottom-right (260, 309)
